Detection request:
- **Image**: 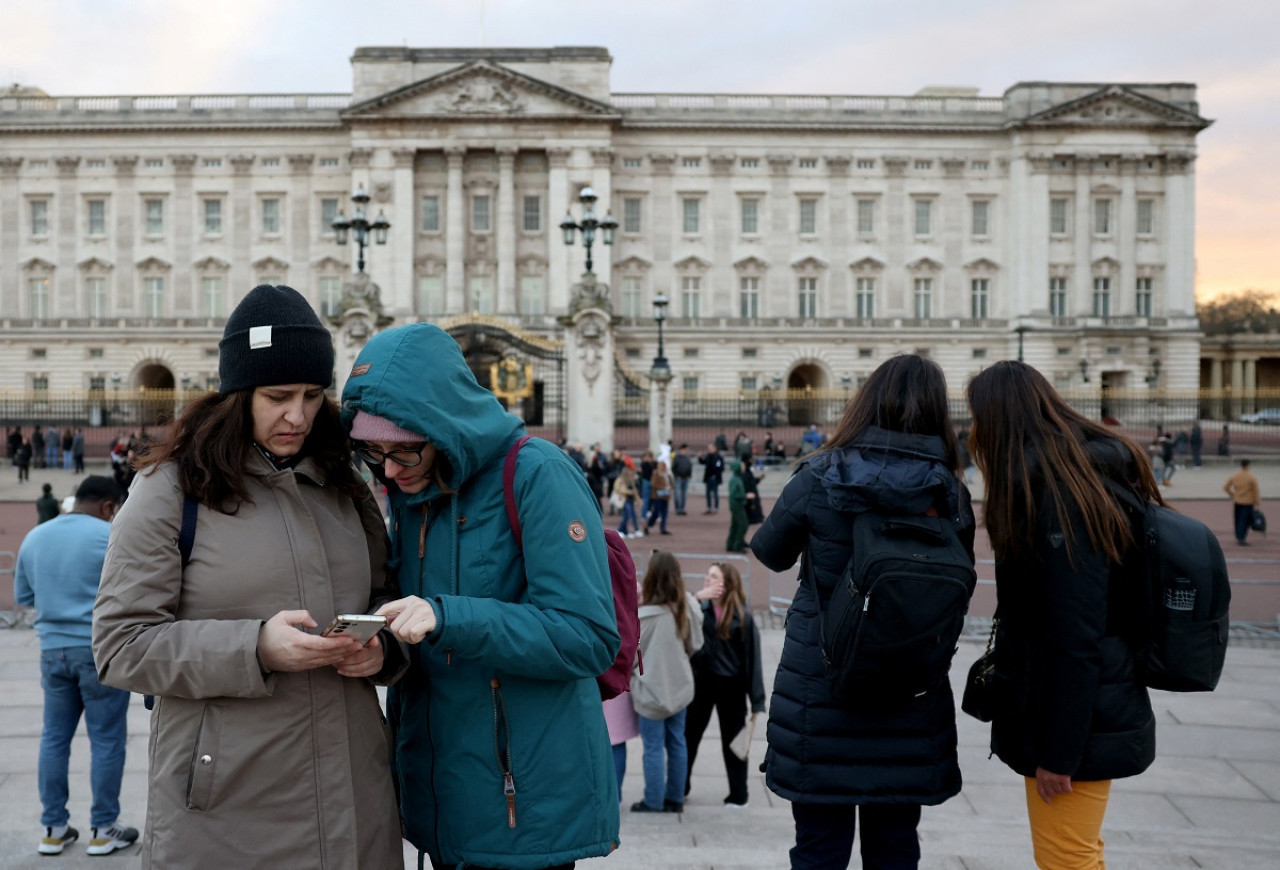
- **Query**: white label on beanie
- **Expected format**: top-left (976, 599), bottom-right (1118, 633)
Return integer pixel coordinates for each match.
top-left (249, 326), bottom-right (273, 349)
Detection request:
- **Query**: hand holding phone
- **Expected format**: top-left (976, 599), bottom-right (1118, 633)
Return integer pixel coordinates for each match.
top-left (322, 614), bottom-right (387, 645)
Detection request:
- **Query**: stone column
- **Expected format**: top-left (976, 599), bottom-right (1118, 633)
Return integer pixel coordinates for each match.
top-left (1118, 156), bottom-right (1139, 315)
top-left (941, 157), bottom-right (967, 317)
top-left (826, 156), bottom-right (852, 317)
top-left (112, 156), bottom-right (139, 312)
top-left (0, 158), bottom-right (20, 316)
top-left (286, 153), bottom-right (314, 310)
top-left (883, 156), bottom-right (908, 313)
top-left (1164, 151), bottom-right (1196, 316)
top-left (649, 153), bottom-right (677, 310)
top-left (767, 153), bottom-right (794, 317)
top-left (590, 148), bottom-right (615, 283)
top-left (546, 147), bottom-right (571, 313)
top-left (445, 146), bottom-right (466, 313)
top-left (561, 281), bottom-right (615, 452)
top-left (55, 157), bottom-right (80, 316)
top-left (172, 154), bottom-right (198, 313)
top-left (391, 147), bottom-right (417, 314)
top-left (1073, 157), bottom-right (1093, 315)
top-left (1017, 154), bottom-right (1052, 319)
top-left (497, 146), bottom-right (517, 314)
top-left (230, 155), bottom-right (255, 297)
top-left (709, 152), bottom-right (735, 315)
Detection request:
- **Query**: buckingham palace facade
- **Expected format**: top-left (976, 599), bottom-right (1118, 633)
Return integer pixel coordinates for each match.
top-left (0, 46), bottom-right (1210, 418)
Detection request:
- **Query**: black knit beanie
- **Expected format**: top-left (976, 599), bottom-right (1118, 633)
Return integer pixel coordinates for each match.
top-left (218, 285), bottom-right (334, 393)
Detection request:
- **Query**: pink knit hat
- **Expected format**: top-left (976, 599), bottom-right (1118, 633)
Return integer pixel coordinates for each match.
top-left (349, 411), bottom-right (427, 443)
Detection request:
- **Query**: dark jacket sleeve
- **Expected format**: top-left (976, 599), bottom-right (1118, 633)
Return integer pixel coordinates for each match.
top-left (1034, 499), bottom-right (1110, 776)
top-left (745, 615), bottom-right (766, 713)
top-left (750, 470), bottom-right (812, 572)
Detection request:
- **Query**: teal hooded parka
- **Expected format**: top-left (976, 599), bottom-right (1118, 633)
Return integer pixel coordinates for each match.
top-left (341, 324), bottom-right (621, 869)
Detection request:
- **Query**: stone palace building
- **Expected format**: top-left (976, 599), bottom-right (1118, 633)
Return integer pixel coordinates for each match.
top-left (0, 46), bottom-right (1217, 434)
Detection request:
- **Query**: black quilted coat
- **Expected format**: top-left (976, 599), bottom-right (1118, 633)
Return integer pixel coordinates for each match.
top-left (750, 427), bottom-right (975, 805)
top-left (988, 436), bottom-right (1156, 781)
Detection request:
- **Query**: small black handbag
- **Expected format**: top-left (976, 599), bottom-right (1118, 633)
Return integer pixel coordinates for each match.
top-left (1252, 508), bottom-right (1267, 534)
top-left (961, 618), bottom-right (1000, 723)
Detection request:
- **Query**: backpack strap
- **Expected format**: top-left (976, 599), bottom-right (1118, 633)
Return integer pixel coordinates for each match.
top-left (178, 494), bottom-right (198, 569)
top-left (503, 435), bottom-right (535, 549)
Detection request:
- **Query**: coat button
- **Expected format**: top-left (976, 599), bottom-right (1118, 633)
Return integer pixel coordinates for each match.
top-left (200, 755), bottom-right (212, 765)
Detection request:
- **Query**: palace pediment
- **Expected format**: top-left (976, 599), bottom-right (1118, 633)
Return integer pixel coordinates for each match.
top-left (343, 60), bottom-right (618, 120)
top-left (1020, 86), bottom-right (1209, 129)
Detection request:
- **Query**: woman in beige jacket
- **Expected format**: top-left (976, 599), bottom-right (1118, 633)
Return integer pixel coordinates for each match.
top-left (92, 286), bottom-right (404, 869)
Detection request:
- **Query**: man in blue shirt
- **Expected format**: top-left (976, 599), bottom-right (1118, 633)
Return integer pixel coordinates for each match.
top-left (15, 475), bottom-right (138, 857)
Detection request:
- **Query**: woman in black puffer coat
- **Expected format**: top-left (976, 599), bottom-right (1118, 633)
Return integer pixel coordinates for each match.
top-left (751, 354), bottom-right (974, 870)
top-left (967, 361), bottom-right (1159, 869)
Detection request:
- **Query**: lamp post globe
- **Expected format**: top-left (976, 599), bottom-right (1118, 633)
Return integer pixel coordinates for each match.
top-left (560, 186), bottom-right (616, 276)
top-left (331, 183), bottom-right (390, 274)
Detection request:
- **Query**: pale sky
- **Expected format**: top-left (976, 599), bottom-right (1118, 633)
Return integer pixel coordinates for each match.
top-left (5, 0), bottom-right (1277, 302)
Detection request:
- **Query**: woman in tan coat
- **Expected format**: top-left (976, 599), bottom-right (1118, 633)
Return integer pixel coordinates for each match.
top-left (92, 286), bottom-right (404, 869)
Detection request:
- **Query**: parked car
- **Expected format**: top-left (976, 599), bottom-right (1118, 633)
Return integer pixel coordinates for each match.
top-left (1240, 408), bottom-right (1280, 424)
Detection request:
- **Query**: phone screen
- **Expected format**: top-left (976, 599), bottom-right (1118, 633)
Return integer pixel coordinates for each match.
top-left (322, 614), bottom-right (386, 645)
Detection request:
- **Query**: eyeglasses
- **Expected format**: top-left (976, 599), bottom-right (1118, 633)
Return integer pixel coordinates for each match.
top-left (353, 441), bottom-right (430, 468)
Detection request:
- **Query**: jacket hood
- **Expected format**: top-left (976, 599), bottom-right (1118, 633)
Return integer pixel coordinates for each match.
top-left (340, 323), bottom-right (523, 499)
top-left (806, 425), bottom-right (959, 516)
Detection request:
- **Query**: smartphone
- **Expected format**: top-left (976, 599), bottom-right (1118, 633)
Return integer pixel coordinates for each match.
top-left (322, 614), bottom-right (386, 645)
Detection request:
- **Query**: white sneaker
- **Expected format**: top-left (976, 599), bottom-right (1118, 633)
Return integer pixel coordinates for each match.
top-left (38, 825), bottom-right (79, 855)
top-left (86, 822), bottom-right (138, 856)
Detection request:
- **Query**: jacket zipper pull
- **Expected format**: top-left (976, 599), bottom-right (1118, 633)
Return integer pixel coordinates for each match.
top-left (418, 506), bottom-right (428, 559)
top-left (504, 773), bottom-right (517, 828)
top-left (863, 593), bottom-right (871, 613)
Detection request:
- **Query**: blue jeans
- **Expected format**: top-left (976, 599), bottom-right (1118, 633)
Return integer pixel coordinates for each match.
top-left (705, 481), bottom-right (720, 512)
top-left (612, 742), bottom-right (627, 803)
top-left (617, 500), bottom-right (638, 535)
top-left (1234, 503), bottom-right (1255, 544)
top-left (638, 709), bottom-right (688, 810)
top-left (39, 647), bottom-right (131, 828)
top-left (639, 479), bottom-right (652, 519)
top-left (647, 499), bottom-right (669, 533)
top-left (673, 477), bottom-right (690, 513)
top-left (791, 802), bottom-right (922, 870)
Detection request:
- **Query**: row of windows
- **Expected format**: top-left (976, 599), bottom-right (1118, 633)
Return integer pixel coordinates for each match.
top-left (617, 156), bottom-right (991, 172)
top-left (1050, 197), bottom-right (1158, 236)
top-left (20, 156), bottom-right (344, 173)
top-left (24, 195), bottom-right (328, 239)
top-left (417, 194), bottom-right (544, 233)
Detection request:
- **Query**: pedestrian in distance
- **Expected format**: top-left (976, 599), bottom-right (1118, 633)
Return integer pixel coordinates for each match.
top-left (36, 482), bottom-right (61, 524)
top-left (699, 442), bottom-right (725, 514)
top-left (6, 424), bottom-right (21, 461)
top-left (1224, 458), bottom-right (1262, 546)
top-left (16, 436), bottom-right (33, 483)
top-left (684, 561), bottom-right (766, 809)
top-left (615, 465), bottom-right (642, 537)
top-left (966, 360), bottom-right (1160, 870)
top-left (639, 448), bottom-right (656, 520)
top-left (342, 322), bottom-right (621, 870)
top-left (16, 475), bottom-right (137, 856)
top-left (671, 443), bottom-right (694, 515)
top-left (646, 459), bottom-right (674, 535)
top-left (750, 353), bottom-right (976, 870)
top-left (586, 442), bottom-right (609, 514)
top-left (72, 427), bottom-right (86, 474)
top-left (61, 427), bottom-right (74, 469)
top-left (1217, 424), bottom-right (1231, 457)
top-left (94, 285), bottom-right (404, 869)
top-left (44, 424), bottom-right (60, 469)
top-left (630, 551), bottom-right (703, 814)
top-left (32, 426), bottom-right (45, 469)
top-left (1189, 422), bottom-right (1203, 468)
top-left (725, 460), bottom-right (750, 553)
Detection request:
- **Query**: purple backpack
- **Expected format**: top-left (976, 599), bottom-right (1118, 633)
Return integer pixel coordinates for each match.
top-left (503, 436), bottom-right (641, 699)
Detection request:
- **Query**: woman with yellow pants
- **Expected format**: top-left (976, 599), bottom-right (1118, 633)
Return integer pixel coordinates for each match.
top-left (966, 361), bottom-right (1160, 869)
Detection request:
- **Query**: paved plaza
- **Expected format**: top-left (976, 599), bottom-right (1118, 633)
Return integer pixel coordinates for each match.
top-left (1, 456), bottom-right (1278, 867)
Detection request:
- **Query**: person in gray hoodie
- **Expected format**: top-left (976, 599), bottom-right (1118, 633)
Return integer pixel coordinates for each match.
top-left (630, 551), bottom-right (703, 814)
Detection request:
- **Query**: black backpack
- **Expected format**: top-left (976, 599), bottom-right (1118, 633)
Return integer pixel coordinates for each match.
top-left (817, 509), bottom-right (976, 703)
top-left (1107, 482), bottom-right (1230, 692)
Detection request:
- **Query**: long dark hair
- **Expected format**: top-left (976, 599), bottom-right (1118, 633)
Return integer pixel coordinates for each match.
top-left (967, 360), bottom-right (1162, 564)
top-left (137, 390), bottom-right (363, 512)
top-left (821, 354), bottom-right (961, 473)
top-left (714, 561), bottom-right (748, 641)
top-left (642, 550), bottom-right (690, 642)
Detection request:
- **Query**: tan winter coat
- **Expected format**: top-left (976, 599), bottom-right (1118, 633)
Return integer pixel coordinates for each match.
top-left (93, 455), bottom-right (404, 870)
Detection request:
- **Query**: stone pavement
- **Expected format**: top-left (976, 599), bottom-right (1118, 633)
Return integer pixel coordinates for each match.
top-left (0, 625), bottom-right (1278, 868)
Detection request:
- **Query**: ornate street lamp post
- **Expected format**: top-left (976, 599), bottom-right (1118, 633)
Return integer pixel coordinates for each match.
top-left (331, 184), bottom-right (390, 275)
top-left (648, 292), bottom-right (673, 450)
top-left (559, 187), bottom-right (618, 275)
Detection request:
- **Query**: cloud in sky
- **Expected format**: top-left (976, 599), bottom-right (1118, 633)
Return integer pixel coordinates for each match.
top-left (5, 0), bottom-right (1276, 299)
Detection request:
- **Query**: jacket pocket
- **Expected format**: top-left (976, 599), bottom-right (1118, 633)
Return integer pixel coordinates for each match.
top-left (185, 704), bottom-right (222, 811)
top-left (490, 678), bottom-right (518, 829)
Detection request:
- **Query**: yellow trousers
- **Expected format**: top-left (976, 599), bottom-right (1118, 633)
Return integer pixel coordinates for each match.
top-left (1023, 777), bottom-right (1111, 870)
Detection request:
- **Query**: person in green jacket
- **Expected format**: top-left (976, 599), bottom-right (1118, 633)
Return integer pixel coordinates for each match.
top-left (725, 461), bottom-right (749, 553)
top-left (35, 482), bottom-right (61, 523)
top-left (343, 323), bottom-right (621, 870)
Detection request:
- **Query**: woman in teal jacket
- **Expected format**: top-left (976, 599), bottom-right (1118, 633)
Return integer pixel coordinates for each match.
top-left (341, 323), bottom-right (621, 870)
